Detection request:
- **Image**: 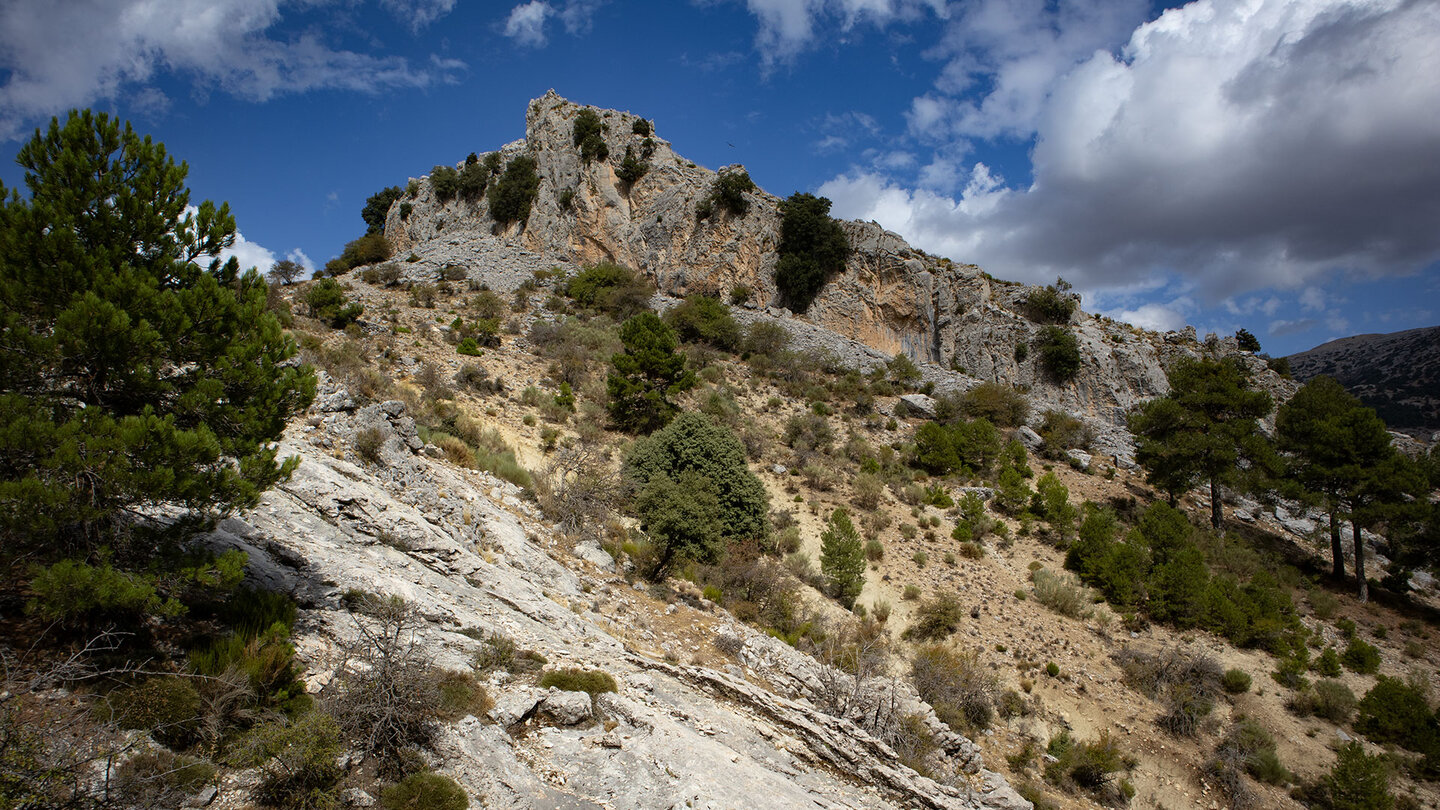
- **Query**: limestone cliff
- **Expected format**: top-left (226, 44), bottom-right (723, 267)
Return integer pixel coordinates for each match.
top-left (383, 91), bottom-right (1293, 453)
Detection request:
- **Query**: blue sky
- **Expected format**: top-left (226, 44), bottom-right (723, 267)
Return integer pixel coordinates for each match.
top-left (1, 0), bottom-right (1437, 357)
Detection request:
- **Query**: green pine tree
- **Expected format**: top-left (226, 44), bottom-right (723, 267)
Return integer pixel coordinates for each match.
top-left (606, 312), bottom-right (694, 434)
top-left (820, 508), bottom-right (865, 609)
top-left (1277, 375), bottom-right (1401, 595)
top-left (0, 110), bottom-right (315, 564)
top-left (1128, 357), bottom-right (1273, 529)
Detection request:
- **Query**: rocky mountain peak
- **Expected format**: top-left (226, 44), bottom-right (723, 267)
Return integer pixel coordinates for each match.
top-left (383, 93), bottom-right (1294, 458)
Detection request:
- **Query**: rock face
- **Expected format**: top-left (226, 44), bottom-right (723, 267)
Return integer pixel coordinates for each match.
top-left (204, 395), bottom-right (1030, 810)
top-left (383, 92), bottom-right (1293, 457)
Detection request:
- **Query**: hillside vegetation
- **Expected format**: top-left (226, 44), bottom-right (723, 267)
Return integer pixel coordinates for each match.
top-left (2, 104), bottom-right (1438, 810)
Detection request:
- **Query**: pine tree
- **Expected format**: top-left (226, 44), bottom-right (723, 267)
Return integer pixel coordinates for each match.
top-left (606, 312), bottom-right (694, 434)
top-left (0, 110), bottom-right (315, 563)
top-left (820, 508), bottom-right (865, 609)
top-left (1128, 357), bottom-right (1273, 529)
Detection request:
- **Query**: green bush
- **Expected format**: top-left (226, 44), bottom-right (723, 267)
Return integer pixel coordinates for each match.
top-left (1036, 326), bottom-right (1080, 382)
top-left (1324, 742), bottom-right (1393, 810)
top-left (230, 712), bottom-right (344, 810)
top-left (1044, 730), bottom-right (1134, 795)
top-left (607, 312), bottom-right (694, 433)
top-left (566, 262), bottom-right (653, 319)
top-left (1290, 679), bottom-right (1358, 724)
top-left (489, 156), bottom-right (541, 226)
top-left (540, 667), bottom-right (617, 695)
top-left (1031, 568), bottom-right (1090, 619)
top-left (616, 144), bottom-right (649, 187)
top-left (696, 169), bottom-right (755, 219)
top-left (1341, 637), bottom-right (1382, 674)
top-left (362, 185), bottom-right (402, 234)
top-left (623, 412), bottom-right (769, 547)
top-left (305, 278), bottom-right (363, 328)
top-left (773, 192), bottom-right (850, 313)
top-left (819, 509), bottom-right (865, 608)
top-left (664, 294), bottom-right (741, 351)
top-left (912, 418), bottom-right (1000, 476)
top-left (1356, 676), bottom-right (1439, 753)
top-left (1317, 645), bottom-right (1343, 676)
top-left (911, 645), bottom-right (998, 731)
top-left (573, 108), bottom-right (608, 163)
top-left (1025, 279), bottom-right (1077, 323)
top-left (431, 165), bottom-right (459, 202)
top-left (107, 676), bottom-right (204, 749)
top-left (456, 337), bottom-right (481, 356)
top-left (1037, 410), bottom-right (1093, 459)
top-left (339, 232), bottom-right (392, 269)
top-left (1221, 668), bottom-right (1252, 694)
top-left (113, 750), bottom-right (216, 808)
top-left (957, 382), bottom-right (1029, 427)
top-left (457, 161), bottom-right (487, 202)
top-left (381, 772), bottom-right (469, 810)
top-left (28, 559), bottom-right (178, 625)
top-left (902, 592), bottom-right (965, 641)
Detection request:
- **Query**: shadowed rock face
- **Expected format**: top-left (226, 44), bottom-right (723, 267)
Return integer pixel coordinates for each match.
top-left (385, 91), bottom-right (1292, 453)
top-left (1287, 325), bottom-right (1440, 439)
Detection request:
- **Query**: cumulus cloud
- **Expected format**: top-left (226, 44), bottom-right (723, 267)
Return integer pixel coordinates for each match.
top-left (504, 1), bottom-right (552, 46)
top-left (822, 0), bottom-right (1440, 306)
top-left (502, 0), bottom-right (605, 47)
top-left (0, 0), bottom-right (462, 140)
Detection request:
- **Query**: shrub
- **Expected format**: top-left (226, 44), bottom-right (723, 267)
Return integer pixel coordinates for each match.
top-left (1317, 646), bottom-right (1343, 677)
top-left (340, 232), bottom-right (392, 269)
top-left (1044, 730), bottom-right (1134, 796)
top-left (362, 185), bottom-right (403, 234)
top-left (381, 772), bottom-right (470, 810)
top-left (325, 598), bottom-right (445, 771)
top-left (107, 676), bottom-right (204, 749)
top-left (1210, 718), bottom-right (1289, 807)
top-left (1221, 668), bottom-right (1252, 694)
top-left (1031, 568), bottom-right (1090, 619)
top-left (773, 192), bottom-right (850, 313)
top-left (472, 632), bottom-right (546, 674)
top-left (540, 667), bottom-right (617, 695)
top-left (305, 278), bottom-right (363, 328)
top-left (1324, 742), bottom-right (1393, 810)
top-left (1036, 326), bottom-right (1080, 382)
top-left (911, 645), bottom-right (998, 731)
top-left (616, 144), bottom-right (649, 187)
top-left (1341, 637), bottom-right (1382, 674)
top-left (1025, 278), bottom-right (1077, 323)
top-left (959, 382), bottom-right (1029, 427)
top-left (489, 156), bottom-right (541, 226)
top-left (1290, 679), bottom-right (1358, 724)
top-left (902, 592), bottom-right (965, 641)
top-left (573, 108), bottom-right (608, 163)
top-left (435, 670), bottom-right (492, 721)
top-left (458, 161), bottom-right (487, 202)
top-left (456, 337), bottom-right (481, 356)
top-left (29, 559), bottom-right (176, 626)
top-left (742, 321), bottom-right (791, 357)
top-left (1356, 675), bottom-right (1439, 753)
top-left (696, 169), bottom-right (755, 219)
top-left (664, 294), bottom-right (741, 351)
top-left (113, 750), bottom-right (216, 808)
top-left (624, 413), bottom-right (767, 539)
top-left (431, 164), bottom-right (460, 201)
top-left (1038, 410), bottom-right (1093, 458)
top-left (566, 262), bottom-right (653, 319)
top-left (230, 712), bottom-right (344, 809)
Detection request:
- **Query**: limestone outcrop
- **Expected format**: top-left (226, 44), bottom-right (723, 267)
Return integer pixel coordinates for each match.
top-left (382, 91), bottom-right (1294, 458)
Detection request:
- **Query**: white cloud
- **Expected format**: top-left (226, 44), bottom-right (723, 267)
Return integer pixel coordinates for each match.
top-left (380, 0), bottom-right (457, 31)
top-left (823, 0), bottom-right (1440, 306)
top-left (1299, 287), bottom-right (1326, 312)
top-left (504, 1), bottom-right (553, 46)
top-left (287, 248), bottom-right (315, 272)
top-left (0, 0), bottom-right (462, 139)
top-left (743, 0), bottom-right (941, 65)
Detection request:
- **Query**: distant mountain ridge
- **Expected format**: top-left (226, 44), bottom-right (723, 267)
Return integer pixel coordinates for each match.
top-left (1287, 325), bottom-right (1440, 438)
